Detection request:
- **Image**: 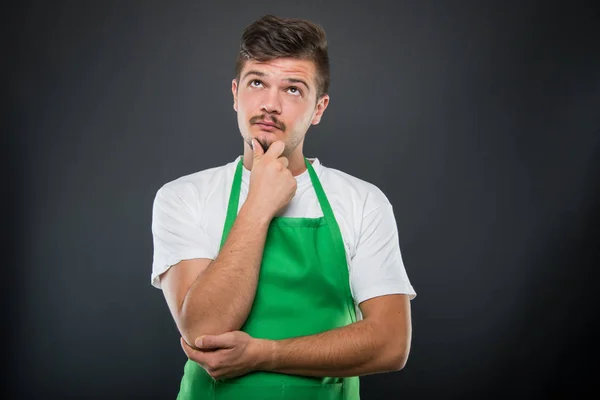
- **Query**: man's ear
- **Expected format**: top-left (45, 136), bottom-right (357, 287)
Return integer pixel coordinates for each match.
top-left (311, 94), bottom-right (330, 125)
top-left (232, 79), bottom-right (238, 112)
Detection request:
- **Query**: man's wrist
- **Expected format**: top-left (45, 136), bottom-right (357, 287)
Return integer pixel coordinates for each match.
top-left (252, 338), bottom-right (278, 371)
top-left (239, 201), bottom-right (273, 227)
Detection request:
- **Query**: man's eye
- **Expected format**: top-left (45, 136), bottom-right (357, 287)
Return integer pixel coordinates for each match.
top-left (250, 80), bottom-right (262, 87)
top-left (288, 87), bottom-right (301, 95)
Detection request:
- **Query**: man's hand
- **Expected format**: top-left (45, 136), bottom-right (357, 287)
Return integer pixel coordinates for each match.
top-left (180, 331), bottom-right (271, 380)
top-left (246, 139), bottom-right (297, 220)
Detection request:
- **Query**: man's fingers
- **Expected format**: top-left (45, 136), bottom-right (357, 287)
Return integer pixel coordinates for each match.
top-left (265, 140), bottom-right (285, 159)
top-left (278, 156), bottom-right (289, 169)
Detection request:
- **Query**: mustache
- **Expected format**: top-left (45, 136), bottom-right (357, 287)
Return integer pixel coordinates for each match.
top-left (250, 114), bottom-right (286, 131)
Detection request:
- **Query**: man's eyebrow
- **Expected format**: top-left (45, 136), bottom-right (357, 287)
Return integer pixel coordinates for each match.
top-left (241, 70), bottom-right (266, 81)
top-left (284, 78), bottom-right (310, 91)
top-left (241, 70), bottom-right (311, 92)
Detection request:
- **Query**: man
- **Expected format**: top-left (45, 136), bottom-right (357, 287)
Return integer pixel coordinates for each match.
top-left (151, 14), bottom-right (416, 399)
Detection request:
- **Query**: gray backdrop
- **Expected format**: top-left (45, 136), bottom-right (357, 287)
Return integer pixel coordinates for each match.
top-left (6, 0), bottom-right (600, 398)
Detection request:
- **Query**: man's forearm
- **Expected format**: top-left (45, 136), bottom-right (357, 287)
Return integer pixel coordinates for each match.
top-left (257, 319), bottom-right (410, 377)
top-left (180, 202), bottom-right (270, 342)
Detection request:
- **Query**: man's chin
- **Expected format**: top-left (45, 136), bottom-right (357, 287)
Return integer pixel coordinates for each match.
top-left (245, 136), bottom-right (271, 153)
top-left (255, 138), bottom-right (270, 152)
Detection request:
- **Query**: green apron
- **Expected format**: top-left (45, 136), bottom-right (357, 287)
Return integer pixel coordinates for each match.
top-left (177, 157), bottom-right (360, 399)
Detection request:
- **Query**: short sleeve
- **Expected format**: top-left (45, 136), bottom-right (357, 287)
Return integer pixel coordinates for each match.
top-left (350, 198), bottom-right (416, 305)
top-left (151, 183), bottom-right (216, 289)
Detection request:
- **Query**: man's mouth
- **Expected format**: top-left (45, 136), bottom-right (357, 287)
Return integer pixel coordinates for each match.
top-left (250, 115), bottom-right (284, 131)
top-left (255, 121), bottom-right (279, 130)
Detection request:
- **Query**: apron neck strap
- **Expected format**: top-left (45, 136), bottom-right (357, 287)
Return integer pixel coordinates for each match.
top-left (304, 157), bottom-right (337, 226)
top-left (221, 158), bottom-right (244, 248)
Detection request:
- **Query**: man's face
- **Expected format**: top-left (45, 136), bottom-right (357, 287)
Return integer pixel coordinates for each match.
top-left (232, 57), bottom-right (329, 156)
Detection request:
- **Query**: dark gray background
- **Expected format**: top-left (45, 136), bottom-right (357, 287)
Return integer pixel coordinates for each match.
top-left (6, 0), bottom-right (600, 398)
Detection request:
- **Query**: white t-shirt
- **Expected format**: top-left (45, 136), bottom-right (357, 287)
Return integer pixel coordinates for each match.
top-left (151, 157), bottom-right (416, 318)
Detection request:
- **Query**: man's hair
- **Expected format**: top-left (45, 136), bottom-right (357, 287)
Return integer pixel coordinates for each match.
top-left (235, 15), bottom-right (330, 100)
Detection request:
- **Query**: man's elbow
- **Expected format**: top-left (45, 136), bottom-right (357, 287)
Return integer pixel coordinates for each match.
top-left (177, 310), bottom-right (240, 347)
top-left (390, 350), bottom-right (409, 371)
top-left (384, 343), bottom-right (410, 371)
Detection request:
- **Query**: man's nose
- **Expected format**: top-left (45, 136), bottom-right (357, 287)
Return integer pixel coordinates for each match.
top-left (260, 89), bottom-right (282, 114)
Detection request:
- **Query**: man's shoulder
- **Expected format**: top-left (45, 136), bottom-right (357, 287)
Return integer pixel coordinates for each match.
top-left (155, 158), bottom-right (237, 201)
top-left (320, 163), bottom-right (390, 205)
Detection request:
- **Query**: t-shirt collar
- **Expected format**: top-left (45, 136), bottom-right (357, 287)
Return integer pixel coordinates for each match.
top-left (239, 156), bottom-right (320, 186)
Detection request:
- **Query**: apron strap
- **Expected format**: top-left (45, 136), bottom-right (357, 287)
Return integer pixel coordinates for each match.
top-left (305, 158), bottom-right (339, 237)
top-left (220, 157), bottom-right (244, 249)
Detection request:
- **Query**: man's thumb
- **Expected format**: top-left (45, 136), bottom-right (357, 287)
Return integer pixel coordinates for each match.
top-left (196, 333), bottom-right (232, 350)
top-left (195, 335), bottom-right (219, 349)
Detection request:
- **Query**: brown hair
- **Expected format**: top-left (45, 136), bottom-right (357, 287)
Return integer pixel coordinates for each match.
top-left (235, 15), bottom-right (330, 100)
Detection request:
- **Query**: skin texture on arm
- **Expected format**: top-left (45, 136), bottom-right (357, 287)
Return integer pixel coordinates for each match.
top-left (262, 293), bottom-right (412, 376)
top-left (181, 293), bottom-right (412, 379)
